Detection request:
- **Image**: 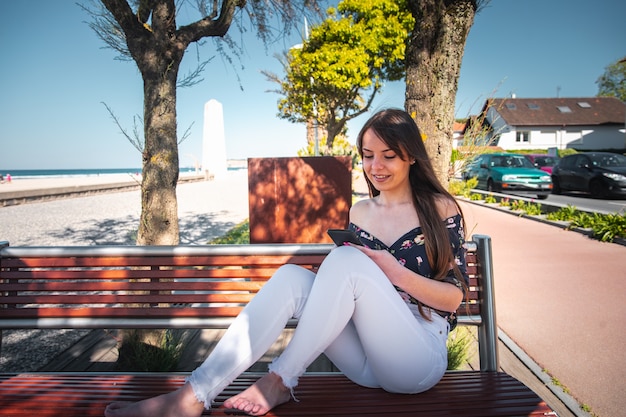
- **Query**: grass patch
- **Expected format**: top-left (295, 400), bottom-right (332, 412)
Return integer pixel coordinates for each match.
top-left (209, 220), bottom-right (250, 244)
top-left (447, 326), bottom-right (474, 370)
top-left (117, 329), bottom-right (184, 372)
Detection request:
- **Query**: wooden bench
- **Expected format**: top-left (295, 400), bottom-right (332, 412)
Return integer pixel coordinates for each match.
top-left (0, 235), bottom-right (554, 416)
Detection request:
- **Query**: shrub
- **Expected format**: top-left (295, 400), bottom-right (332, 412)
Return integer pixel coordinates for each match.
top-left (447, 327), bottom-right (474, 370)
top-left (509, 200), bottom-right (543, 216)
top-left (449, 178), bottom-right (477, 198)
top-left (546, 206), bottom-right (625, 242)
top-left (546, 205), bottom-right (580, 221)
top-left (584, 213), bottom-right (626, 242)
top-left (117, 329), bottom-right (184, 372)
top-left (484, 194), bottom-right (497, 204)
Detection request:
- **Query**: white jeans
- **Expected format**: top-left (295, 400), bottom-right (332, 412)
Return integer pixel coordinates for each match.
top-left (187, 246), bottom-right (449, 408)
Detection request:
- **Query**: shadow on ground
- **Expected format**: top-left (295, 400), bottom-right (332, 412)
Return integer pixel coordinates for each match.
top-left (39, 212), bottom-right (241, 246)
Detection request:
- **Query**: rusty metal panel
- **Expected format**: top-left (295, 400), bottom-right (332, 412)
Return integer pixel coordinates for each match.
top-left (248, 157), bottom-right (352, 243)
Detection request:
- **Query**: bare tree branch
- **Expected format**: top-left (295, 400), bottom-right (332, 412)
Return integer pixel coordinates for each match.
top-left (102, 102), bottom-right (144, 152)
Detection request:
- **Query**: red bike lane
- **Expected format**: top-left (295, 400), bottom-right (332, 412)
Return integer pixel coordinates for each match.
top-left (460, 201), bottom-right (625, 417)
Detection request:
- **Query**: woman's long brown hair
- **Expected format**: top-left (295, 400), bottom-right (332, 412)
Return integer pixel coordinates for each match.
top-left (356, 109), bottom-right (467, 315)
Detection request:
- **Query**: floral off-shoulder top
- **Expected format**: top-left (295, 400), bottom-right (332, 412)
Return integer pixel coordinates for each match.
top-left (348, 213), bottom-right (468, 329)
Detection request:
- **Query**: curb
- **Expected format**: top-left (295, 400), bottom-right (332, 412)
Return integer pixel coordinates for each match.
top-left (498, 330), bottom-right (590, 417)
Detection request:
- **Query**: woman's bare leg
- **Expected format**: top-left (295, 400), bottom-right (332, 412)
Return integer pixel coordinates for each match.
top-left (222, 372), bottom-right (291, 416)
top-left (104, 382), bottom-right (204, 417)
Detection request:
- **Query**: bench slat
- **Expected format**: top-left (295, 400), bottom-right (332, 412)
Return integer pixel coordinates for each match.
top-left (0, 372), bottom-right (553, 417)
top-left (0, 280), bottom-right (267, 292)
top-left (1, 306), bottom-right (248, 318)
top-left (2, 254), bottom-right (327, 268)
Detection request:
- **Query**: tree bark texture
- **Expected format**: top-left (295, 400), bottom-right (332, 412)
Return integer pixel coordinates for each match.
top-left (405, 0), bottom-right (477, 187)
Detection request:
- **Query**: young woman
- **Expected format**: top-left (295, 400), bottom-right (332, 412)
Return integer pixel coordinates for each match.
top-left (105, 108), bottom-right (468, 417)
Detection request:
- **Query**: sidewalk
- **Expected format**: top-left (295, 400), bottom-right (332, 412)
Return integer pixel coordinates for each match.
top-left (461, 201), bottom-right (625, 417)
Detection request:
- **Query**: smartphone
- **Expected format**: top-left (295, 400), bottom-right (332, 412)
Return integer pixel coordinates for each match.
top-left (327, 229), bottom-right (363, 246)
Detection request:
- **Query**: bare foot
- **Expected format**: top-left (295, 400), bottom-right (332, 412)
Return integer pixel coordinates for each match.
top-left (104, 382), bottom-right (204, 417)
top-left (222, 372), bottom-right (291, 416)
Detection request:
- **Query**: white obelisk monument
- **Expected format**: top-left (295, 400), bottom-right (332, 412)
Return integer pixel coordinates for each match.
top-left (202, 99), bottom-right (228, 179)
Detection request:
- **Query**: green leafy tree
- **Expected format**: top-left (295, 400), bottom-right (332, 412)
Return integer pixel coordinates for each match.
top-left (84, 0), bottom-right (322, 245)
top-left (266, 0), bottom-right (414, 149)
top-left (596, 57), bottom-right (626, 102)
top-left (405, 0), bottom-right (489, 187)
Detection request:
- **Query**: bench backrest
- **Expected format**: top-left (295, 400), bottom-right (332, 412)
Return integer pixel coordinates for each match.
top-left (0, 235), bottom-right (497, 371)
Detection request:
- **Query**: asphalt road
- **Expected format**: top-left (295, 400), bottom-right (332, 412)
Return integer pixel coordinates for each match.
top-left (543, 192), bottom-right (626, 214)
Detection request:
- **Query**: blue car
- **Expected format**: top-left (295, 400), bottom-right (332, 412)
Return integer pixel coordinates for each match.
top-left (463, 153), bottom-right (553, 199)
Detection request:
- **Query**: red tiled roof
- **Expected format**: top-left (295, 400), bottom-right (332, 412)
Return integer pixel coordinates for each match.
top-left (453, 121), bottom-right (467, 132)
top-left (483, 97), bottom-right (625, 127)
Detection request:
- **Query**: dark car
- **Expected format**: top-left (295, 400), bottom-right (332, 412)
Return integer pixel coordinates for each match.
top-left (463, 153), bottom-right (553, 199)
top-left (524, 154), bottom-right (559, 175)
top-left (551, 152), bottom-right (626, 198)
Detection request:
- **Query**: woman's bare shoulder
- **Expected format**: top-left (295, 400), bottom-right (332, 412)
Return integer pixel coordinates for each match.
top-left (435, 195), bottom-right (461, 219)
top-left (349, 198), bottom-right (376, 224)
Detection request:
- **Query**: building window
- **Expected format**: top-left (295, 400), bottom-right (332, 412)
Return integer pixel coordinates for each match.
top-left (516, 131), bottom-right (530, 142)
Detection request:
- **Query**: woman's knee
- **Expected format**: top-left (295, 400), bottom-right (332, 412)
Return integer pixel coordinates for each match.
top-left (317, 246), bottom-right (365, 276)
top-left (268, 264), bottom-right (315, 293)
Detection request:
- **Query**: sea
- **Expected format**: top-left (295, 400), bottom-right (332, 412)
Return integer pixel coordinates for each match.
top-left (1, 164), bottom-right (246, 180)
top-left (0, 168), bottom-right (195, 180)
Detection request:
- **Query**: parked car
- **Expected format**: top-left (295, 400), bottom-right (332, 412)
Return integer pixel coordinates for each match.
top-left (551, 152), bottom-right (626, 198)
top-left (524, 154), bottom-right (559, 174)
top-left (463, 153), bottom-right (552, 199)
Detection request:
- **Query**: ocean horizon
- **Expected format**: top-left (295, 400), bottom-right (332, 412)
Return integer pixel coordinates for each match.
top-left (0, 168), bottom-right (198, 180)
top-left (0, 167), bottom-right (253, 180)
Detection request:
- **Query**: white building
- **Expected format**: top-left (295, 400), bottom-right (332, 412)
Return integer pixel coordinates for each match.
top-left (202, 99), bottom-right (228, 178)
top-left (476, 97), bottom-right (625, 152)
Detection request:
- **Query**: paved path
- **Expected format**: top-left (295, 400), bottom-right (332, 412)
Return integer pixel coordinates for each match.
top-left (461, 201), bottom-right (625, 417)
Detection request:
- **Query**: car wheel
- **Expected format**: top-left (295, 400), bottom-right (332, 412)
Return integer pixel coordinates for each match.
top-left (487, 179), bottom-right (495, 192)
top-left (551, 177), bottom-right (561, 194)
top-left (589, 179), bottom-right (609, 198)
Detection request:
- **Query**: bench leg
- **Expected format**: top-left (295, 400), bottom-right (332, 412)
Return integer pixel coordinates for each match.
top-left (473, 234), bottom-right (500, 372)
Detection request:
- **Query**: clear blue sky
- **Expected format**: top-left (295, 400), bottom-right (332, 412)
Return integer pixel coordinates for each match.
top-left (0, 0), bottom-right (624, 170)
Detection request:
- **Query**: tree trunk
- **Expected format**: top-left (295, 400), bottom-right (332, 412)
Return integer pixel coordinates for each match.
top-left (405, 0), bottom-right (476, 187)
top-left (137, 74), bottom-right (181, 245)
top-left (126, 1), bottom-right (183, 245)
